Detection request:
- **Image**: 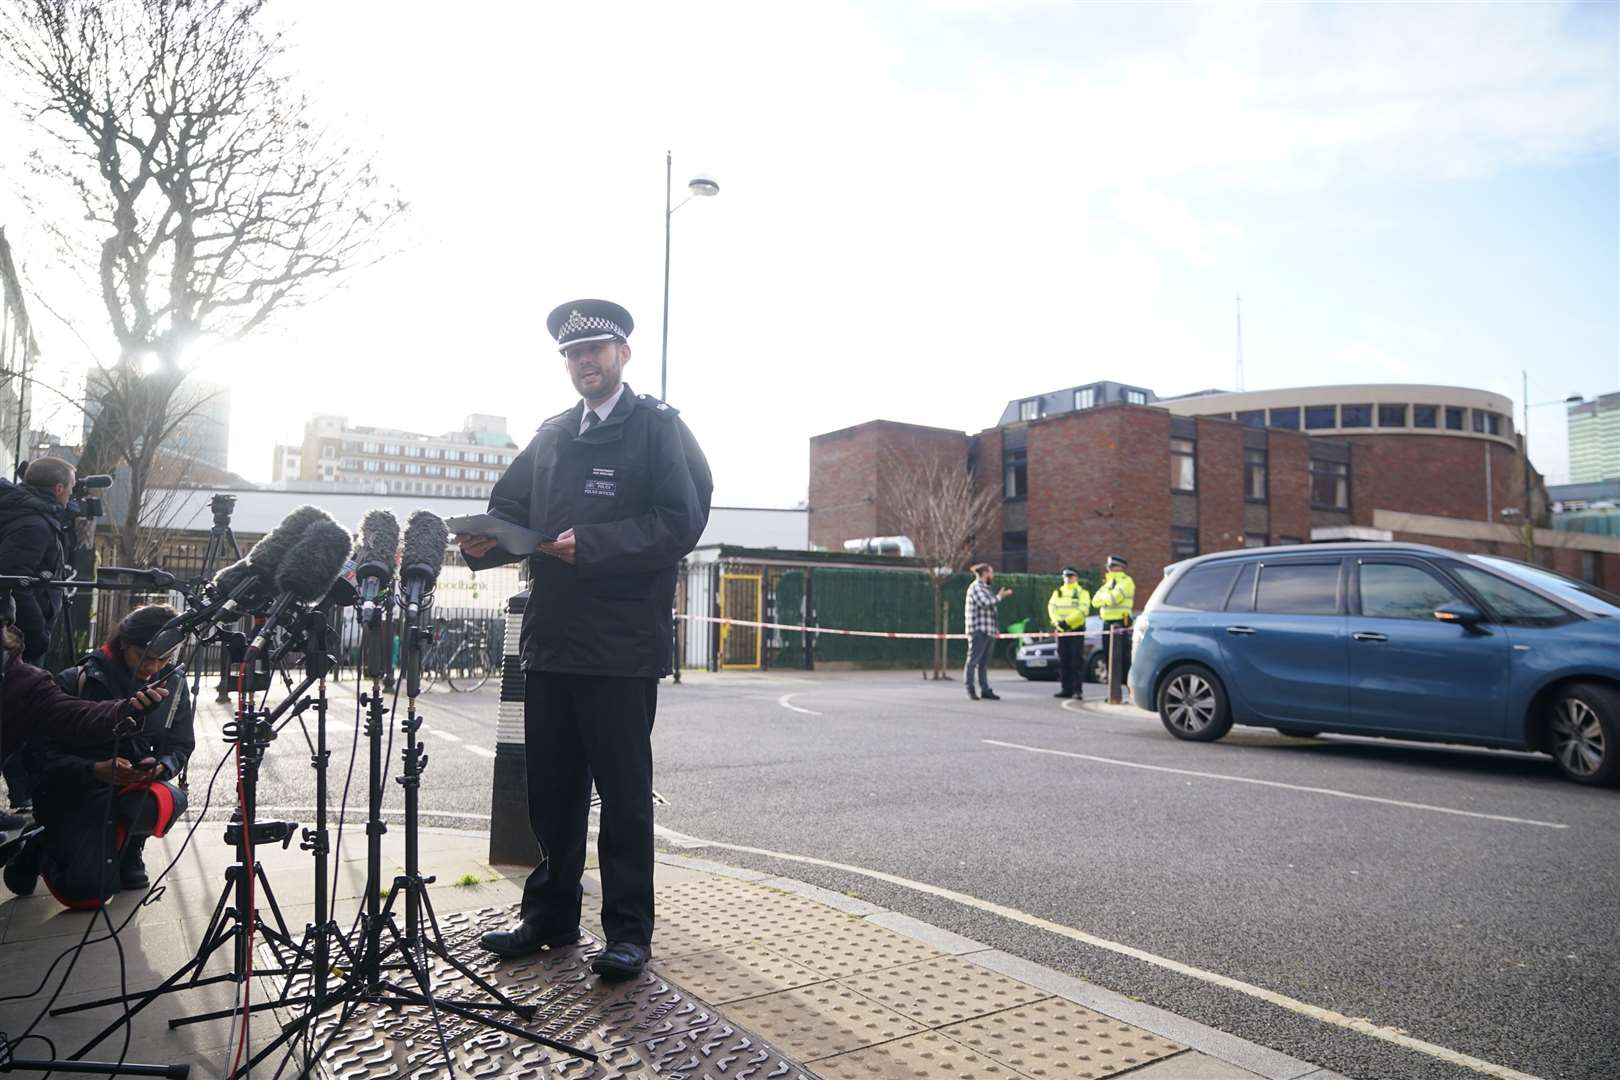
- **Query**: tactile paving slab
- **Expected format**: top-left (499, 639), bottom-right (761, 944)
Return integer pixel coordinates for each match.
top-left (812, 1031), bottom-right (1028, 1080)
top-left (724, 982), bottom-right (926, 1060)
top-left (759, 920), bottom-right (943, 980)
top-left (842, 955), bottom-right (1052, 1027)
top-left (653, 943), bottom-right (828, 1005)
top-left (261, 904), bottom-right (815, 1080)
top-left (941, 998), bottom-right (1184, 1080)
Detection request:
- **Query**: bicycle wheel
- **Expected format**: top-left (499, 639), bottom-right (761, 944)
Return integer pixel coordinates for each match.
top-left (418, 642), bottom-right (445, 693)
top-left (447, 644), bottom-right (495, 692)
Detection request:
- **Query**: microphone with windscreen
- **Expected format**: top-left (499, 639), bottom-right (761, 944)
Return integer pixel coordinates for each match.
top-left (354, 509), bottom-right (400, 625)
top-left (398, 511), bottom-right (450, 621)
top-left (241, 516), bottom-right (354, 664)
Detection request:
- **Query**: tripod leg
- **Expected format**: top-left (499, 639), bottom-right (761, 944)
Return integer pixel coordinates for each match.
top-left (378, 981), bottom-right (598, 1062)
top-left (417, 891), bottom-right (534, 1019)
top-left (171, 994), bottom-right (305, 1029)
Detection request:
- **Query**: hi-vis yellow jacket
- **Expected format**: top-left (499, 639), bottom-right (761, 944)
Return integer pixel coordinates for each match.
top-left (1046, 581), bottom-right (1090, 631)
top-left (1093, 571), bottom-right (1136, 623)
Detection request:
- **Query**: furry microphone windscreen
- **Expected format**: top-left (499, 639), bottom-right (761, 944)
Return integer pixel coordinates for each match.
top-left (245, 504), bottom-right (329, 574)
top-left (273, 519), bottom-right (355, 603)
top-left (400, 510), bottom-right (451, 581)
top-left (210, 557), bottom-right (259, 595)
top-left (354, 509), bottom-right (401, 577)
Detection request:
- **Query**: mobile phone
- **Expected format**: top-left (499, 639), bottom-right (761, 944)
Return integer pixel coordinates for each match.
top-left (142, 661), bottom-right (185, 689)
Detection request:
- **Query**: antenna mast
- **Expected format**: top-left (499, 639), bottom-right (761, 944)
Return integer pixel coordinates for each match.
top-left (1235, 292), bottom-right (1245, 392)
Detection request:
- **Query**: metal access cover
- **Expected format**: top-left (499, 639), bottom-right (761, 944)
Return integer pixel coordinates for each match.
top-left (301, 904), bottom-right (814, 1080)
top-left (842, 955), bottom-right (1052, 1027)
top-left (940, 998), bottom-right (1184, 1080)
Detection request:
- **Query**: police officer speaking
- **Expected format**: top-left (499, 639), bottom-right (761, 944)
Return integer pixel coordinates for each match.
top-left (457, 298), bottom-right (712, 981)
top-left (1046, 566), bottom-right (1090, 700)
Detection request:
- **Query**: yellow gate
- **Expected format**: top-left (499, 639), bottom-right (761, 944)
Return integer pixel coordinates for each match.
top-left (718, 573), bottom-right (763, 670)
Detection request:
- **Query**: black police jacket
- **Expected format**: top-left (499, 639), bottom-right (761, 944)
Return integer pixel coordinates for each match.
top-left (466, 386), bottom-right (712, 678)
top-left (0, 478), bottom-right (67, 663)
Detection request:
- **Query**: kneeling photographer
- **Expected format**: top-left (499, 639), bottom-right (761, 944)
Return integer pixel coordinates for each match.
top-left (4, 605), bottom-right (192, 905)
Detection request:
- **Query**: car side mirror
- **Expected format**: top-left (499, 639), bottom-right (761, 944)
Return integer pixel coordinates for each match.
top-left (1433, 602), bottom-right (1483, 628)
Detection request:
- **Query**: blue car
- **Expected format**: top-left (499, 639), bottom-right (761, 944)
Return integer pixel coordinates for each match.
top-left (1128, 542), bottom-right (1620, 786)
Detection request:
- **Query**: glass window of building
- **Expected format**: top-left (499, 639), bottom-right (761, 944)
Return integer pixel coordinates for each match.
top-left (383, 461), bottom-right (401, 473)
top-left (1244, 447), bottom-right (1267, 501)
top-left (1170, 526), bottom-right (1198, 560)
top-left (384, 443), bottom-right (400, 455)
top-left (1019, 399), bottom-right (1040, 421)
top-left (1340, 404), bottom-right (1372, 427)
top-left (1244, 533), bottom-right (1269, 548)
top-left (1236, 409), bottom-right (1265, 427)
top-left (1125, 389), bottom-right (1148, 405)
top-left (1378, 404), bottom-right (1407, 427)
top-left (320, 445), bottom-right (335, 458)
top-left (1171, 438), bottom-right (1196, 491)
top-left (1269, 407), bottom-right (1301, 430)
top-left (364, 460), bottom-right (379, 472)
top-left (1305, 405), bottom-right (1337, 429)
top-left (363, 441), bottom-right (379, 453)
top-left (405, 445), bottom-right (422, 457)
top-left (1310, 459), bottom-right (1349, 509)
top-left (405, 463), bottom-right (421, 475)
top-left (1445, 407), bottom-right (1464, 430)
top-left (426, 465), bottom-right (442, 477)
top-left (447, 466), bottom-right (461, 479)
top-left (1486, 413), bottom-right (1502, 435)
top-left (1471, 410), bottom-right (1486, 433)
top-left (444, 449), bottom-right (459, 461)
top-left (1413, 405), bottom-right (1437, 428)
top-left (1074, 387), bottom-right (1096, 410)
top-left (1001, 531), bottom-right (1028, 572)
top-left (424, 447), bottom-right (440, 459)
top-left (1004, 448), bottom-right (1028, 500)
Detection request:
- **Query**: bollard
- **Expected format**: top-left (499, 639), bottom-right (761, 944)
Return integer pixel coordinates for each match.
top-left (1107, 625), bottom-right (1123, 705)
top-left (489, 590), bottom-right (537, 866)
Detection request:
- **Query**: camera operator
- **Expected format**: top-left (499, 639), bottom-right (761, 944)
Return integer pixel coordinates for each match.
top-left (3, 606), bottom-right (191, 904)
top-left (458, 298), bottom-right (712, 981)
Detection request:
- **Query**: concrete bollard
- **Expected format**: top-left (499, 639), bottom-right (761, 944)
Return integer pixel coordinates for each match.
top-left (489, 590), bottom-right (535, 865)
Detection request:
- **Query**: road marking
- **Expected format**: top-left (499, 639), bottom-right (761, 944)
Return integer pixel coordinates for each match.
top-left (1062, 698), bottom-right (1149, 719)
top-left (983, 739), bottom-right (1567, 829)
top-left (777, 693), bottom-right (821, 716)
top-left (256, 805), bottom-right (492, 821)
top-left (426, 729), bottom-right (463, 742)
top-left (652, 824), bottom-right (1544, 1080)
top-left (463, 745), bottom-right (497, 758)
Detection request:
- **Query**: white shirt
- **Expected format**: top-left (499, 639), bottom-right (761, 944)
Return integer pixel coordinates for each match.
top-left (579, 383), bottom-right (626, 435)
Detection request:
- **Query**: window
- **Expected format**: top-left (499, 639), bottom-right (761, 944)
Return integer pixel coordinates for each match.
top-left (320, 445), bottom-right (335, 458)
top-left (1256, 562), bottom-right (1341, 615)
top-left (1412, 405), bottom-right (1437, 429)
top-left (404, 463), bottom-right (421, 475)
top-left (1165, 563), bottom-right (1241, 610)
top-left (1582, 551), bottom-right (1601, 587)
top-left (1340, 404), bottom-right (1372, 428)
top-left (1004, 448), bottom-right (1028, 500)
top-left (1244, 533), bottom-right (1269, 548)
top-left (384, 443), bottom-right (401, 455)
top-left (1002, 531), bottom-right (1028, 572)
top-left (1170, 526), bottom-right (1198, 560)
top-left (383, 462), bottom-right (401, 473)
top-left (1378, 404), bottom-right (1407, 427)
top-left (1226, 562), bottom-right (1257, 610)
top-left (406, 445), bottom-right (423, 457)
top-left (1074, 387), bottom-right (1096, 410)
top-left (1269, 407), bottom-right (1301, 430)
top-left (1305, 405), bottom-right (1337, 429)
top-left (1471, 410), bottom-right (1486, 433)
top-left (1451, 566), bottom-right (1569, 626)
top-left (1244, 447), bottom-right (1267, 502)
top-left (424, 448), bottom-right (440, 459)
top-left (1444, 407), bottom-right (1464, 431)
top-left (363, 441), bottom-right (380, 453)
top-left (444, 449), bottom-right (460, 461)
top-left (1359, 562), bottom-right (1459, 619)
top-left (1277, 535), bottom-right (1304, 546)
top-left (425, 465), bottom-right (442, 477)
top-left (1311, 459), bottom-right (1349, 509)
top-left (1236, 409), bottom-right (1265, 428)
top-left (1019, 399), bottom-right (1040, 421)
top-left (1486, 413), bottom-right (1502, 435)
top-left (447, 466), bottom-right (462, 479)
top-left (1124, 389), bottom-right (1148, 405)
top-left (364, 460), bottom-right (379, 472)
top-left (1170, 438), bottom-right (1196, 492)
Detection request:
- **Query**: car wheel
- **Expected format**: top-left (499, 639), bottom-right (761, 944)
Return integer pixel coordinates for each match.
top-left (1157, 665), bottom-right (1233, 742)
top-left (1274, 726), bottom-right (1321, 738)
top-left (1545, 683), bottom-right (1620, 787)
top-left (1086, 651), bottom-right (1108, 686)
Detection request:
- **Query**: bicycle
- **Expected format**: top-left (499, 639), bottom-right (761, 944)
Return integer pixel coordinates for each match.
top-left (444, 620), bottom-right (496, 692)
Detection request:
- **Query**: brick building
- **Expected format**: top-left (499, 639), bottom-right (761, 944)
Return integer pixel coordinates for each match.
top-left (810, 383), bottom-right (1620, 600)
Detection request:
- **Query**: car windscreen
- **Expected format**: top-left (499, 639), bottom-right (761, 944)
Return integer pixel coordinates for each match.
top-left (1469, 556), bottom-right (1620, 618)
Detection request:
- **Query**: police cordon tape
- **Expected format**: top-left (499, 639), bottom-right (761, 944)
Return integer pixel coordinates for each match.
top-left (674, 613), bottom-right (1130, 641)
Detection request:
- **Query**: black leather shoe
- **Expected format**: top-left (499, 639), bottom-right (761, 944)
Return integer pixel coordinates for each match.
top-left (1053, 691), bottom-right (1071, 698)
top-left (479, 922), bottom-right (581, 959)
top-left (119, 838), bottom-right (150, 891)
top-left (4, 830), bottom-right (42, 897)
top-left (981, 690), bottom-right (1001, 701)
top-left (590, 941), bottom-right (649, 981)
top-left (966, 687), bottom-right (979, 701)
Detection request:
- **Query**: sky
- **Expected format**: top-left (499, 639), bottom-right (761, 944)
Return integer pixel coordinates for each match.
top-left (3, 0), bottom-right (1616, 500)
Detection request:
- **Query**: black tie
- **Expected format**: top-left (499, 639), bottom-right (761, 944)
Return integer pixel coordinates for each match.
top-left (583, 409), bottom-right (600, 433)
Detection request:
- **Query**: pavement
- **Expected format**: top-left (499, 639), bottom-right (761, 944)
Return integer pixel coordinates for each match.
top-left (0, 822), bottom-right (1345, 1080)
top-left (4, 668), bottom-right (1613, 1079)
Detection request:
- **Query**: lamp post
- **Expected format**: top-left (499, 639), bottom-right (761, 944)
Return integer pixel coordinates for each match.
top-left (1520, 370), bottom-right (1584, 560)
top-left (660, 151), bottom-right (720, 402)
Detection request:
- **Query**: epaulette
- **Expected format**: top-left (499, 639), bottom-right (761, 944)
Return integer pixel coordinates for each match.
top-left (638, 393), bottom-right (680, 419)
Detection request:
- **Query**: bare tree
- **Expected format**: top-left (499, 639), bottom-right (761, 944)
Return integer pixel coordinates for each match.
top-left (884, 444), bottom-right (1000, 680)
top-left (1, 0), bottom-right (403, 564)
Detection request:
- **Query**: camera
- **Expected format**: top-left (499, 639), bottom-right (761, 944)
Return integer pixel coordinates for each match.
top-left (65, 473), bottom-right (112, 520)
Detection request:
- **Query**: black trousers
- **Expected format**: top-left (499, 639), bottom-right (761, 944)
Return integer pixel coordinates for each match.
top-left (521, 671), bottom-right (657, 948)
top-left (1105, 620), bottom-right (1132, 685)
top-left (1057, 629), bottom-right (1085, 696)
top-left (37, 781), bottom-right (187, 906)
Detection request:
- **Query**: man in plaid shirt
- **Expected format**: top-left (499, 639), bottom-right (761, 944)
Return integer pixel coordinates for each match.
top-left (963, 563), bottom-right (1012, 700)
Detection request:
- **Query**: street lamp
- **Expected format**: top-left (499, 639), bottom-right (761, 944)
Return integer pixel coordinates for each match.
top-left (1519, 370), bottom-right (1583, 558)
top-left (661, 151), bottom-right (720, 402)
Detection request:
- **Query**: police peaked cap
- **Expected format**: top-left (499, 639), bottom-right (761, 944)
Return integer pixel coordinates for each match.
top-left (548, 299), bottom-right (634, 353)
top-left (1061, 566), bottom-right (1081, 576)
top-left (1106, 555), bottom-right (1128, 568)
